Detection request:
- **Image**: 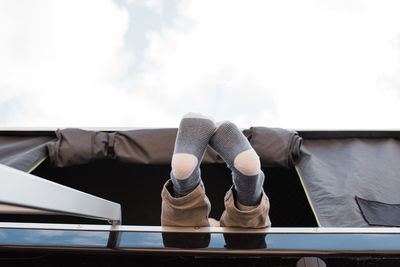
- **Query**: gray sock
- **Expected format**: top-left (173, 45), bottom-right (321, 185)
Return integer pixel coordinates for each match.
top-left (170, 113), bottom-right (216, 197)
top-left (209, 121), bottom-right (264, 206)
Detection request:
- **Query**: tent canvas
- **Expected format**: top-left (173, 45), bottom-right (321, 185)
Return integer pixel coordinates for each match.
top-left (1, 128), bottom-right (400, 227)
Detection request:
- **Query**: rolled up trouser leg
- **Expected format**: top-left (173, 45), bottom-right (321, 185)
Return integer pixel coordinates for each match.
top-left (161, 179), bottom-right (211, 227)
top-left (220, 186), bottom-right (271, 228)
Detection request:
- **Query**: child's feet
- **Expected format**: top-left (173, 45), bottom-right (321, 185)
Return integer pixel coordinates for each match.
top-left (209, 121), bottom-right (264, 209)
top-left (170, 113), bottom-right (216, 197)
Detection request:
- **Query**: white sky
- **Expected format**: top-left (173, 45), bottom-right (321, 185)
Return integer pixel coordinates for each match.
top-left (0, 0), bottom-right (400, 129)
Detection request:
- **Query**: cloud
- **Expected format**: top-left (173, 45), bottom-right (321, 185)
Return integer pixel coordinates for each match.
top-left (127, 0), bottom-right (163, 15)
top-left (0, 96), bottom-right (28, 126)
top-left (0, 1), bottom-right (129, 93)
top-left (133, 0), bottom-right (400, 129)
top-left (26, 230), bottom-right (66, 238)
top-left (1, 0), bottom-right (400, 129)
top-left (0, 0), bottom-right (178, 127)
top-left (66, 231), bottom-right (109, 246)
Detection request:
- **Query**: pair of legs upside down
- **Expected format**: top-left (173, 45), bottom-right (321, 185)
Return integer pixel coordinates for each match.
top-left (161, 113), bottom-right (271, 228)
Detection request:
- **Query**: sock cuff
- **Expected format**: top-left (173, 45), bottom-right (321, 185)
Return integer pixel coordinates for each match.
top-left (171, 168), bottom-right (202, 197)
top-left (232, 171), bottom-right (265, 206)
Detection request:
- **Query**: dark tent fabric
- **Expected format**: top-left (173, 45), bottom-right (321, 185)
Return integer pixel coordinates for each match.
top-left (0, 135), bottom-right (55, 172)
top-left (297, 138), bottom-right (400, 227)
top-left (356, 196), bottom-right (400, 227)
top-left (246, 127), bottom-right (302, 168)
top-left (47, 128), bottom-right (181, 167)
top-left (46, 127), bottom-right (302, 168)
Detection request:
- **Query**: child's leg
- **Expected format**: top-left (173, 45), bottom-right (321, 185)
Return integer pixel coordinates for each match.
top-left (170, 113), bottom-right (215, 196)
top-left (209, 121), bottom-right (263, 207)
top-left (161, 113), bottom-right (215, 227)
top-left (209, 121), bottom-right (271, 228)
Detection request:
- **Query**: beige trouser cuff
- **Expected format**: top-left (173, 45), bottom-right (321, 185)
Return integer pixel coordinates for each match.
top-left (161, 180), bottom-right (271, 228)
top-left (161, 179), bottom-right (211, 226)
top-left (220, 186), bottom-right (271, 228)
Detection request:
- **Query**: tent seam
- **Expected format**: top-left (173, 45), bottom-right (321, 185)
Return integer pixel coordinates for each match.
top-left (27, 156), bottom-right (48, 174)
top-left (294, 165), bottom-right (322, 227)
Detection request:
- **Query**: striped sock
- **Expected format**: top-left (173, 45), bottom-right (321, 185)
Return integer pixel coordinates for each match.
top-left (209, 121), bottom-right (264, 207)
top-left (170, 113), bottom-right (216, 197)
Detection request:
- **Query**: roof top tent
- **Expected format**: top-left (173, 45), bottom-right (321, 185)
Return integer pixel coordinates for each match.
top-left (1, 128), bottom-right (400, 265)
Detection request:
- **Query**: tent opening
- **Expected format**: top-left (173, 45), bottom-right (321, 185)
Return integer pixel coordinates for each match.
top-left (0, 158), bottom-right (317, 227)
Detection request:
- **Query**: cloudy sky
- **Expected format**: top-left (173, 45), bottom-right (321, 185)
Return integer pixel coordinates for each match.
top-left (1, 0), bottom-right (400, 129)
